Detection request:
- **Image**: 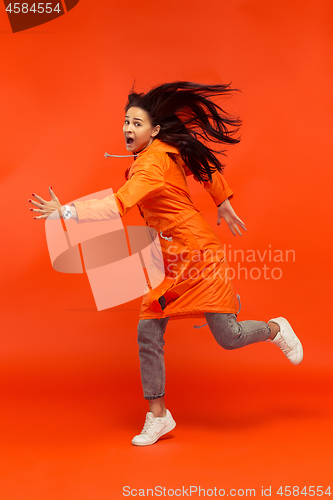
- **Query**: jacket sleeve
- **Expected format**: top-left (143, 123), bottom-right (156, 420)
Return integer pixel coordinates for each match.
top-left (71, 158), bottom-right (165, 223)
top-left (200, 170), bottom-right (234, 206)
top-left (181, 160), bottom-right (234, 206)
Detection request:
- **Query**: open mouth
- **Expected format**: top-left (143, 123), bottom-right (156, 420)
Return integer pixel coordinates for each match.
top-left (126, 137), bottom-right (134, 145)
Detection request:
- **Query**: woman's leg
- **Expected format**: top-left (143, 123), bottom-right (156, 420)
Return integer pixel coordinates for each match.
top-left (204, 313), bottom-right (303, 364)
top-left (133, 317), bottom-right (176, 446)
top-left (137, 317), bottom-right (170, 416)
top-left (204, 313), bottom-right (272, 349)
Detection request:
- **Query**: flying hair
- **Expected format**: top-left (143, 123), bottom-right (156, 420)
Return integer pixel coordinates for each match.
top-left (125, 81), bottom-right (241, 182)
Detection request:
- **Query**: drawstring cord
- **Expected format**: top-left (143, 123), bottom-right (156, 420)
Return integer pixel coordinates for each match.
top-left (236, 294), bottom-right (242, 314)
top-left (104, 152), bottom-right (138, 158)
top-left (193, 323), bottom-right (207, 329)
top-left (159, 231), bottom-right (173, 242)
top-left (193, 294), bottom-right (242, 329)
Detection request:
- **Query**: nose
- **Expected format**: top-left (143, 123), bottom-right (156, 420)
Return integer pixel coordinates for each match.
top-left (124, 123), bottom-right (133, 134)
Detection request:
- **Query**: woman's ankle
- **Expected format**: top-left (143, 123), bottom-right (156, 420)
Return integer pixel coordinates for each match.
top-left (268, 321), bottom-right (280, 340)
top-left (149, 396), bottom-right (166, 417)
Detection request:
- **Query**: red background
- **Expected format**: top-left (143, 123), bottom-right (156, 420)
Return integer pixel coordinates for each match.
top-left (0, 1), bottom-right (332, 498)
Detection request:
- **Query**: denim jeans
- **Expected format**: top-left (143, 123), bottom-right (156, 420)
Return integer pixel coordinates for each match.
top-left (137, 314), bottom-right (271, 400)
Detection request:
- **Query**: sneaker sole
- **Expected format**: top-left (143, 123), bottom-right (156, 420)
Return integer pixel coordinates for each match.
top-left (131, 421), bottom-right (176, 446)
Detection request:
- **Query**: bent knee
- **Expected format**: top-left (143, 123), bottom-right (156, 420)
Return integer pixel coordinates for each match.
top-left (217, 336), bottom-right (240, 350)
top-left (214, 330), bottom-right (241, 350)
top-left (206, 314), bottom-right (241, 350)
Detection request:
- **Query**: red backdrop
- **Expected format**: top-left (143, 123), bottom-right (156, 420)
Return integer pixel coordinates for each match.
top-left (1, 1), bottom-right (332, 498)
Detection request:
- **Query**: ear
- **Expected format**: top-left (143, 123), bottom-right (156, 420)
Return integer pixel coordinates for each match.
top-left (152, 125), bottom-right (161, 137)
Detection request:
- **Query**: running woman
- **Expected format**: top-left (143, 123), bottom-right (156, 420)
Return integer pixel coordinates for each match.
top-left (29, 82), bottom-right (303, 446)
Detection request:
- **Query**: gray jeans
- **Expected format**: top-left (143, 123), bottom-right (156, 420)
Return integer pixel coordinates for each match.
top-left (137, 314), bottom-right (271, 400)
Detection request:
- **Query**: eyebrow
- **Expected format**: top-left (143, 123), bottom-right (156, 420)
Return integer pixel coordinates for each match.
top-left (125, 115), bottom-right (144, 122)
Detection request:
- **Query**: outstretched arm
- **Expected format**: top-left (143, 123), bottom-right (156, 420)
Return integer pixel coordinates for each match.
top-left (29, 159), bottom-right (164, 223)
top-left (183, 166), bottom-right (246, 236)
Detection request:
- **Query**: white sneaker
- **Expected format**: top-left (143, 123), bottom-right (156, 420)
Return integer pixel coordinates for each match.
top-left (132, 409), bottom-right (176, 446)
top-left (267, 317), bottom-right (303, 365)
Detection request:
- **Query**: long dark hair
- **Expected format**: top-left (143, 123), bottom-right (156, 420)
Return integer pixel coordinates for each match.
top-left (125, 81), bottom-right (241, 182)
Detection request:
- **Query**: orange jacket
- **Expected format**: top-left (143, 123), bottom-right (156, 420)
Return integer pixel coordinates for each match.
top-left (73, 139), bottom-right (238, 319)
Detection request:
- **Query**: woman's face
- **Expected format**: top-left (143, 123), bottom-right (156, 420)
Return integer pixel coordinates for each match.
top-left (123, 107), bottom-right (160, 153)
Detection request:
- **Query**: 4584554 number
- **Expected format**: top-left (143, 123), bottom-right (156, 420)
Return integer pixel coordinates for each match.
top-left (6, 3), bottom-right (61, 13)
top-left (277, 486), bottom-right (331, 496)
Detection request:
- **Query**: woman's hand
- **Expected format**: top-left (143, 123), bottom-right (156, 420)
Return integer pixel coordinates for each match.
top-left (217, 198), bottom-right (247, 236)
top-left (28, 186), bottom-right (62, 220)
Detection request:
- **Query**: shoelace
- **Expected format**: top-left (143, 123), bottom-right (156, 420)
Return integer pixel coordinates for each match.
top-left (141, 417), bottom-right (156, 435)
top-left (274, 332), bottom-right (295, 355)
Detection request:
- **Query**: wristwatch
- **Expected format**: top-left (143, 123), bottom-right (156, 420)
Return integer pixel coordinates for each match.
top-left (62, 204), bottom-right (73, 220)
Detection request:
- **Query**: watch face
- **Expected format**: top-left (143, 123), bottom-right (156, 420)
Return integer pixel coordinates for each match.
top-left (64, 210), bottom-right (72, 220)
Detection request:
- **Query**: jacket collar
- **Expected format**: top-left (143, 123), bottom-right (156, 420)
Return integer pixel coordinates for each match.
top-left (136, 138), bottom-right (180, 158)
top-left (125, 139), bottom-right (180, 180)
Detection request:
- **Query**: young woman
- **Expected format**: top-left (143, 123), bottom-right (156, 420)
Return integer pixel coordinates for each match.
top-left (29, 82), bottom-right (303, 446)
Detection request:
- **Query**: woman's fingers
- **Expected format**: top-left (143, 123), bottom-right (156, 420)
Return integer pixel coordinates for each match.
top-left (230, 215), bottom-right (247, 233)
top-left (234, 224), bottom-right (243, 236)
top-left (29, 187), bottom-right (62, 219)
top-left (229, 224), bottom-right (237, 236)
top-left (32, 210), bottom-right (60, 220)
top-left (49, 186), bottom-right (60, 202)
top-left (33, 214), bottom-right (47, 219)
top-left (236, 218), bottom-right (247, 231)
top-left (28, 198), bottom-right (44, 208)
top-left (236, 221), bottom-right (247, 232)
top-left (31, 192), bottom-right (47, 204)
top-left (30, 206), bottom-right (46, 217)
top-left (30, 188), bottom-right (60, 205)
top-left (227, 220), bottom-right (245, 236)
top-left (217, 200), bottom-right (247, 235)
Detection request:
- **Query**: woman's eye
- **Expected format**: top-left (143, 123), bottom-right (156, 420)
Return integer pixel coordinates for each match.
top-left (135, 123), bottom-right (141, 127)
